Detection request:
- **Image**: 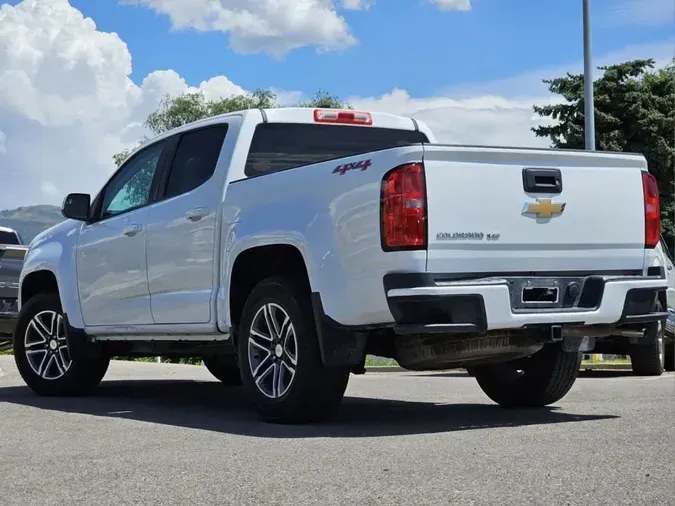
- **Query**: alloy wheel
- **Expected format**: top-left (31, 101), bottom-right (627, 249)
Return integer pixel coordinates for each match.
top-left (24, 310), bottom-right (72, 380)
top-left (247, 303), bottom-right (298, 399)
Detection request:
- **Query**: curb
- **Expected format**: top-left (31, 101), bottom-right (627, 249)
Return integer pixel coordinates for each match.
top-left (580, 363), bottom-right (632, 371)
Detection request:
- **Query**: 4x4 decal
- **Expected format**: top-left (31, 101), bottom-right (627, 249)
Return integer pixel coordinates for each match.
top-left (332, 158), bottom-right (372, 175)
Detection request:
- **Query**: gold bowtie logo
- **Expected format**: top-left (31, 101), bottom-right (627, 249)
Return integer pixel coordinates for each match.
top-left (522, 199), bottom-right (566, 219)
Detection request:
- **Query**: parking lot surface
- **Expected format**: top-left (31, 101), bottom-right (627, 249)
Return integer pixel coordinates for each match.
top-left (0, 356), bottom-right (673, 506)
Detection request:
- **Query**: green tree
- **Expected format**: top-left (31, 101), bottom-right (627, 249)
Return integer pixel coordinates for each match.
top-left (299, 90), bottom-right (351, 109)
top-left (145, 89), bottom-right (278, 136)
top-left (532, 59), bottom-right (675, 246)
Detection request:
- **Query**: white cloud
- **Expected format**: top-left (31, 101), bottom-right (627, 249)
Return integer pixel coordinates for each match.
top-left (351, 90), bottom-right (557, 147)
top-left (0, 0), bottom-right (250, 210)
top-left (125, 0), bottom-right (357, 57)
top-left (432, 0), bottom-right (471, 11)
top-left (342, 0), bottom-right (372, 10)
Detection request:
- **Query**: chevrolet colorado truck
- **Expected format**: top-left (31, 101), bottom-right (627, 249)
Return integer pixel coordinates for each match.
top-left (0, 226), bottom-right (26, 350)
top-left (13, 107), bottom-right (668, 423)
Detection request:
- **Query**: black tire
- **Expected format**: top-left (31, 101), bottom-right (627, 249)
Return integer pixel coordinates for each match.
top-left (664, 343), bottom-right (675, 372)
top-left (237, 276), bottom-right (350, 424)
top-left (470, 344), bottom-right (582, 408)
top-left (13, 293), bottom-right (110, 396)
top-left (203, 355), bottom-right (242, 385)
top-left (630, 301), bottom-right (665, 376)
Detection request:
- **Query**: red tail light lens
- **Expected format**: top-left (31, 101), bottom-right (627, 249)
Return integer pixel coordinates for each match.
top-left (641, 171), bottom-right (660, 248)
top-left (380, 163), bottom-right (427, 250)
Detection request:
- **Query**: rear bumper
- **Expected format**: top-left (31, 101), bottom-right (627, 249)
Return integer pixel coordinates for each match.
top-left (385, 273), bottom-right (668, 334)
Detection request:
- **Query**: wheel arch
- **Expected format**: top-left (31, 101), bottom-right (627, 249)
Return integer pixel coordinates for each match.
top-left (228, 243), bottom-right (311, 335)
top-left (20, 270), bottom-right (60, 307)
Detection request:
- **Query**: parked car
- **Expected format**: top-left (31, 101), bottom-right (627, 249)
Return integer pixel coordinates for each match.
top-left (0, 226), bottom-right (28, 350)
top-left (12, 107), bottom-right (668, 423)
top-left (588, 238), bottom-right (674, 374)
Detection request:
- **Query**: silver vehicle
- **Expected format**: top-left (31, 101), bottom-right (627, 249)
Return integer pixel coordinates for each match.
top-left (0, 226), bottom-right (27, 349)
top-left (590, 238), bottom-right (675, 374)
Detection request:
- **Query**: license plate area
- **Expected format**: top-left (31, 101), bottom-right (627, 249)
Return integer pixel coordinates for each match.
top-left (522, 286), bottom-right (558, 304)
top-left (506, 276), bottom-right (603, 311)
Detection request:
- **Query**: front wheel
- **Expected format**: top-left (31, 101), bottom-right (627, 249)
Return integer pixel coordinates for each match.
top-left (470, 344), bottom-right (582, 408)
top-left (13, 293), bottom-right (110, 396)
top-left (237, 276), bottom-right (350, 424)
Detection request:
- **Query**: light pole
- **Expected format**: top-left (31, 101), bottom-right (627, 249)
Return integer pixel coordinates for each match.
top-left (583, 0), bottom-right (595, 150)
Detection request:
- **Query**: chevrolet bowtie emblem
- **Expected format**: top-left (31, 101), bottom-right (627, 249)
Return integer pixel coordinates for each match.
top-left (522, 199), bottom-right (566, 219)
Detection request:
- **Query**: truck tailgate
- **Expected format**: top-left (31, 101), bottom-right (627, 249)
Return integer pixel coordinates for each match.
top-left (423, 145), bottom-right (647, 274)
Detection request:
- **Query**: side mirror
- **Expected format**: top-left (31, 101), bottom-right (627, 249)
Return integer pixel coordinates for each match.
top-left (61, 193), bottom-right (91, 221)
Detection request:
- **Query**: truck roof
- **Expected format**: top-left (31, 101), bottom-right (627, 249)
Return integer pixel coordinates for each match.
top-left (128, 107), bottom-right (435, 158)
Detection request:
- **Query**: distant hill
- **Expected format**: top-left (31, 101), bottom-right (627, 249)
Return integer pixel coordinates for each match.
top-left (0, 205), bottom-right (64, 244)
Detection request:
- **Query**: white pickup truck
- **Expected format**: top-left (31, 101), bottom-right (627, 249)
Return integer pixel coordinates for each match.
top-left (14, 108), bottom-right (668, 423)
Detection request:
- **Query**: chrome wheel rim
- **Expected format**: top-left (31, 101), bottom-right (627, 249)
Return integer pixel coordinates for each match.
top-left (247, 303), bottom-right (297, 399)
top-left (24, 310), bottom-right (71, 380)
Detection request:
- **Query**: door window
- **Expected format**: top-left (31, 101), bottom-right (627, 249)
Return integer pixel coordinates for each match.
top-left (163, 125), bottom-right (228, 200)
top-left (100, 142), bottom-right (165, 218)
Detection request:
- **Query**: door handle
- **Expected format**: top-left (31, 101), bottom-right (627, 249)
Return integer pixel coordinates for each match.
top-left (186, 207), bottom-right (208, 222)
top-left (122, 224), bottom-right (142, 237)
top-left (668, 264), bottom-right (673, 271)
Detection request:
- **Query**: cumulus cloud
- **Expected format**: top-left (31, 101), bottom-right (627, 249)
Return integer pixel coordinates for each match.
top-left (125, 0), bottom-right (357, 57)
top-left (0, 0), bottom-right (247, 210)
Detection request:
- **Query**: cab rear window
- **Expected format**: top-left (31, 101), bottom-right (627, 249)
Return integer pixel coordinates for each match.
top-left (244, 123), bottom-right (428, 177)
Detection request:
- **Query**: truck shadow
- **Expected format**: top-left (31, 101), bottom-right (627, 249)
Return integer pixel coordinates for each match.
top-left (0, 380), bottom-right (617, 439)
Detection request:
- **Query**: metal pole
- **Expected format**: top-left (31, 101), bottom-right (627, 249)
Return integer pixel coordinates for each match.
top-left (583, 0), bottom-right (596, 150)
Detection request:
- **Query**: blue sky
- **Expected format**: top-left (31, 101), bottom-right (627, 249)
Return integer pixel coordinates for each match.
top-left (0, 0), bottom-right (673, 210)
top-left (11, 0), bottom-right (674, 99)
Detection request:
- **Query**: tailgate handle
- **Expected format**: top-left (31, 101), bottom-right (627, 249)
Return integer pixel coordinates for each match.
top-left (522, 168), bottom-right (562, 194)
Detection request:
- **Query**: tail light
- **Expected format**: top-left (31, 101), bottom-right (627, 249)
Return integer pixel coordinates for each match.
top-left (641, 171), bottom-right (660, 248)
top-left (380, 163), bottom-right (427, 250)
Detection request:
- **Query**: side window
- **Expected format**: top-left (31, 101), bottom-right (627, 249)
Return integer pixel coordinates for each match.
top-left (100, 142), bottom-right (165, 218)
top-left (164, 125), bottom-right (228, 200)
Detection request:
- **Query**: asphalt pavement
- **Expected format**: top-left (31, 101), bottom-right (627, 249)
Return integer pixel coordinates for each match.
top-left (0, 356), bottom-right (673, 506)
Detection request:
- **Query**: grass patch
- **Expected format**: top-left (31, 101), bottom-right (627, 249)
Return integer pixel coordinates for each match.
top-left (364, 356), bottom-right (398, 367)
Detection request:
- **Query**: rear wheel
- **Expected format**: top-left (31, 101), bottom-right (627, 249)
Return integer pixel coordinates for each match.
top-left (13, 293), bottom-right (110, 396)
top-left (237, 276), bottom-right (350, 424)
top-left (664, 343), bottom-right (675, 372)
top-left (630, 301), bottom-right (665, 376)
top-left (203, 355), bottom-right (242, 385)
top-left (470, 344), bottom-right (582, 408)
